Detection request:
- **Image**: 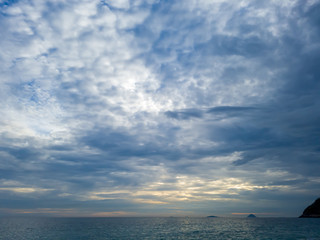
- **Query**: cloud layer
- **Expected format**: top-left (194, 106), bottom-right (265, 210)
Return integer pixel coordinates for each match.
top-left (0, 0), bottom-right (319, 217)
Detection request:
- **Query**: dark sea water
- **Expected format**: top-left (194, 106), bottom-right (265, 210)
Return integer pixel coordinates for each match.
top-left (0, 217), bottom-right (319, 239)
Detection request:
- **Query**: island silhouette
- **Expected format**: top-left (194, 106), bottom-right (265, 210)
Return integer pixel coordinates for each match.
top-left (299, 198), bottom-right (320, 218)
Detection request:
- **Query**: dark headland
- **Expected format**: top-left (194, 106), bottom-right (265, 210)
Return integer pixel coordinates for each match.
top-left (299, 198), bottom-right (320, 218)
top-left (247, 214), bottom-right (256, 218)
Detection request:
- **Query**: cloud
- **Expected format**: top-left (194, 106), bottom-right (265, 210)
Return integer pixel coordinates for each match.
top-left (164, 105), bottom-right (258, 121)
top-left (0, 0), bottom-right (319, 217)
top-left (165, 108), bottom-right (203, 120)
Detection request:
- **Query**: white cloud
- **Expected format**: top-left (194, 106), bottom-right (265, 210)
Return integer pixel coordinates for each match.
top-left (0, 0), bottom-right (319, 216)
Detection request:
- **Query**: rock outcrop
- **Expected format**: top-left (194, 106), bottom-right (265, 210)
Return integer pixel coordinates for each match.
top-left (299, 198), bottom-right (320, 218)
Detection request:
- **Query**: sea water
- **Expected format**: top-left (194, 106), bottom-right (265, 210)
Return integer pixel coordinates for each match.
top-left (0, 217), bottom-right (319, 239)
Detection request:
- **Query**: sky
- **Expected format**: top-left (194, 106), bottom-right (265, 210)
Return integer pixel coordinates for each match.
top-left (0, 0), bottom-right (319, 218)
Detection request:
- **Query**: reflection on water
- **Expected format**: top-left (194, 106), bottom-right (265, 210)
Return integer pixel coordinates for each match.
top-left (0, 217), bottom-right (319, 240)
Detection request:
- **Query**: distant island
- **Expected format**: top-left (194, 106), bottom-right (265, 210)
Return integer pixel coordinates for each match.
top-left (247, 214), bottom-right (256, 218)
top-left (299, 198), bottom-right (320, 218)
top-left (207, 216), bottom-right (218, 218)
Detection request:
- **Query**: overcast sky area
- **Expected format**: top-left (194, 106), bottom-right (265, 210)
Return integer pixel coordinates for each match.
top-left (0, 0), bottom-right (319, 217)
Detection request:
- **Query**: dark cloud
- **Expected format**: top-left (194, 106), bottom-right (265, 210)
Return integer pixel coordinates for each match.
top-left (165, 108), bottom-right (203, 120)
top-left (165, 106), bottom-right (257, 121)
top-left (206, 106), bottom-right (257, 113)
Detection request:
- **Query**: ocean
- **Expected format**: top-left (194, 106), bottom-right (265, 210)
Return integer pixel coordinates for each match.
top-left (0, 217), bottom-right (319, 239)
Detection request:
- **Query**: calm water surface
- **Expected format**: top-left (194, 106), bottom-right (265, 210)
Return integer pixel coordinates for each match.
top-left (0, 217), bottom-right (319, 239)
